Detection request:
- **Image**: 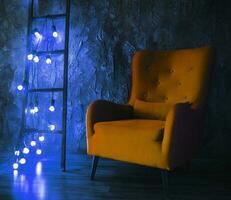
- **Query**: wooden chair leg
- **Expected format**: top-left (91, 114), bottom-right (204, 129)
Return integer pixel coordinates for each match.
top-left (90, 156), bottom-right (99, 180)
top-left (161, 170), bottom-right (169, 199)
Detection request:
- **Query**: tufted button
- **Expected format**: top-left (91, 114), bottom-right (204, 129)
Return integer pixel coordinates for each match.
top-left (169, 69), bottom-right (174, 73)
top-left (184, 96), bottom-right (187, 100)
top-left (177, 81), bottom-right (182, 86)
top-left (188, 67), bottom-right (193, 72)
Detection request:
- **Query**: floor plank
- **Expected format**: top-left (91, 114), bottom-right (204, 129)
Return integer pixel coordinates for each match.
top-left (0, 153), bottom-right (230, 200)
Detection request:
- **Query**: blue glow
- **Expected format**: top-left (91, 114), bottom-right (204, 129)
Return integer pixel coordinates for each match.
top-left (52, 25), bottom-right (58, 38)
top-left (27, 54), bottom-right (33, 60)
top-left (23, 147), bottom-right (30, 154)
top-left (33, 55), bottom-right (40, 63)
top-left (19, 158), bottom-right (26, 165)
top-left (49, 105), bottom-right (55, 112)
top-left (13, 163), bottom-right (19, 170)
top-left (30, 108), bottom-right (36, 114)
top-left (33, 106), bottom-right (39, 113)
top-left (46, 56), bottom-right (52, 64)
top-left (34, 30), bottom-right (43, 40)
top-left (39, 136), bottom-right (45, 142)
top-left (53, 31), bottom-right (58, 38)
top-left (36, 162), bottom-right (42, 176)
top-left (13, 169), bottom-right (18, 178)
top-left (15, 150), bottom-right (20, 156)
top-left (30, 141), bottom-right (36, 147)
top-left (17, 84), bottom-right (24, 91)
top-left (36, 149), bottom-right (42, 155)
top-left (48, 124), bottom-right (56, 131)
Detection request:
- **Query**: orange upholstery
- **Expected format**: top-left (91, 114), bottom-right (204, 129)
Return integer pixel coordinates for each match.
top-left (86, 46), bottom-right (213, 170)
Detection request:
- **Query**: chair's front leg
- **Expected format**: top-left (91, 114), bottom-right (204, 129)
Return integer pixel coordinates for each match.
top-left (91, 156), bottom-right (99, 180)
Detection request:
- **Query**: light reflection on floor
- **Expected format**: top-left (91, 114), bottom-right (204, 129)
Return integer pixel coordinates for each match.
top-left (13, 161), bottom-right (46, 200)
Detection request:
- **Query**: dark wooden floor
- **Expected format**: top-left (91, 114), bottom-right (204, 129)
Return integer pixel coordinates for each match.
top-left (0, 152), bottom-right (230, 200)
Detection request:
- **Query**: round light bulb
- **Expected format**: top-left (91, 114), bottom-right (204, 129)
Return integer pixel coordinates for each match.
top-left (14, 150), bottom-right (20, 156)
top-left (30, 108), bottom-right (35, 114)
top-left (30, 141), bottom-right (36, 147)
top-left (49, 105), bottom-right (55, 112)
top-left (13, 163), bottom-right (19, 170)
top-left (34, 31), bottom-right (42, 40)
top-left (19, 158), bottom-right (26, 165)
top-left (17, 85), bottom-right (23, 91)
top-left (33, 55), bottom-right (39, 63)
top-left (39, 136), bottom-right (45, 142)
top-left (36, 149), bottom-right (42, 155)
top-left (33, 106), bottom-right (39, 113)
top-left (48, 124), bottom-right (55, 131)
top-left (46, 56), bottom-right (52, 64)
top-left (27, 54), bottom-right (33, 60)
top-left (52, 31), bottom-right (58, 38)
top-left (22, 147), bottom-right (30, 154)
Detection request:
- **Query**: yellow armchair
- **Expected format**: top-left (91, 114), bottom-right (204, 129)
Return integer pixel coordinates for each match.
top-left (86, 46), bottom-right (213, 183)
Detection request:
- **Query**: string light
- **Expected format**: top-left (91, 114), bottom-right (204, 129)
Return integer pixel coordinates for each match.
top-left (33, 106), bottom-right (39, 113)
top-left (19, 158), bottom-right (26, 165)
top-left (46, 56), bottom-right (52, 64)
top-left (33, 55), bottom-right (40, 63)
top-left (48, 124), bottom-right (56, 131)
top-left (36, 149), bottom-right (42, 155)
top-left (14, 150), bottom-right (20, 156)
top-left (33, 29), bottom-right (43, 40)
top-left (27, 53), bottom-right (33, 60)
top-left (52, 25), bottom-right (58, 38)
top-left (13, 163), bottom-right (19, 170)
top-left (49, 98), bottom-right (55, 112)
top-left (17, 84), bottom-right (24, 91)
top-left (30, 141), bottom-right (36, 147)
top-left (39, 136), bottom-right (45, 142)
top-left (22, 147), bottom-right (30, 154)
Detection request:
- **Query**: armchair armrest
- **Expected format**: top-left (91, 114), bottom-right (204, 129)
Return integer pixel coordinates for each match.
top-left (162, 103), bottom-right (203, 169)
top-left (86, 100), bottom-right (133, 138)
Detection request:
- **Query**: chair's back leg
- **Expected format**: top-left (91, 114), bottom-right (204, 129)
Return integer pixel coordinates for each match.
top-left (161, 170), bottom-right (169, 198)
top-left (91, 156), bottom-right (99, 180)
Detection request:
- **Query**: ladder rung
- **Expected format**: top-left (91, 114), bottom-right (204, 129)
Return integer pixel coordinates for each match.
top-left (25, 128), bottom-right (63, 135)
top-left (29, 88), bottom-right (64, 93)
top-left (32, 13), bottom-right (66, 20)
top-left (34, 50), bottom-right (65, 56)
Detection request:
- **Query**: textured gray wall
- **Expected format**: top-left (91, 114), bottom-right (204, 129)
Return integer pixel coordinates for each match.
top-left (0, 0), bottom-right (230, 158)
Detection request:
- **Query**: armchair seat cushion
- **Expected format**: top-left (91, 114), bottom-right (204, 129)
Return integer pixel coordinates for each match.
top-left (88, 119), bottom-right (170, 169)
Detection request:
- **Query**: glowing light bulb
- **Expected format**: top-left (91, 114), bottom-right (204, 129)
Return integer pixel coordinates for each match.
top-left (48, 124), bottom-right (55, 131)
top-left (27, 54), bottom-right (33, 60)
top-left (52, 26), bottom-right (58, 38)
top-left (49, 105), bottom-right (55, 112)
top-left (53, 31), bottom-right (58, 38)
top-left (14, 150), bottom-right (20, 156)
top-left (33, 55), bottom-right (39, 63)
top-left (30, 108), bottom-right (35, 114)
top-left (46, 56), bottom-right (52, 64)
top-left (19, 158), bottom-right (26, 165)
top-left (39, 136), bottom-right (45, 142)
top-left (36, 149), bottom-right (42, 155)
top-left (13, 163), bottom-right (19, 170)
top-left (22, 147), bottom-right (30, 154)
top-left (33, 106), bottom-right (39, 113)
top-left (30, 141), bottom-right (36, 147)
top-left (17, 84), bottom-right (24, 91)
top-left (34, 30), bottom-right (43, 40)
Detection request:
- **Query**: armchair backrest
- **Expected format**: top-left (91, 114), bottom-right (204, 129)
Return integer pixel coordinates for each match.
top-left (129, 46), bottom-right (213, 109)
